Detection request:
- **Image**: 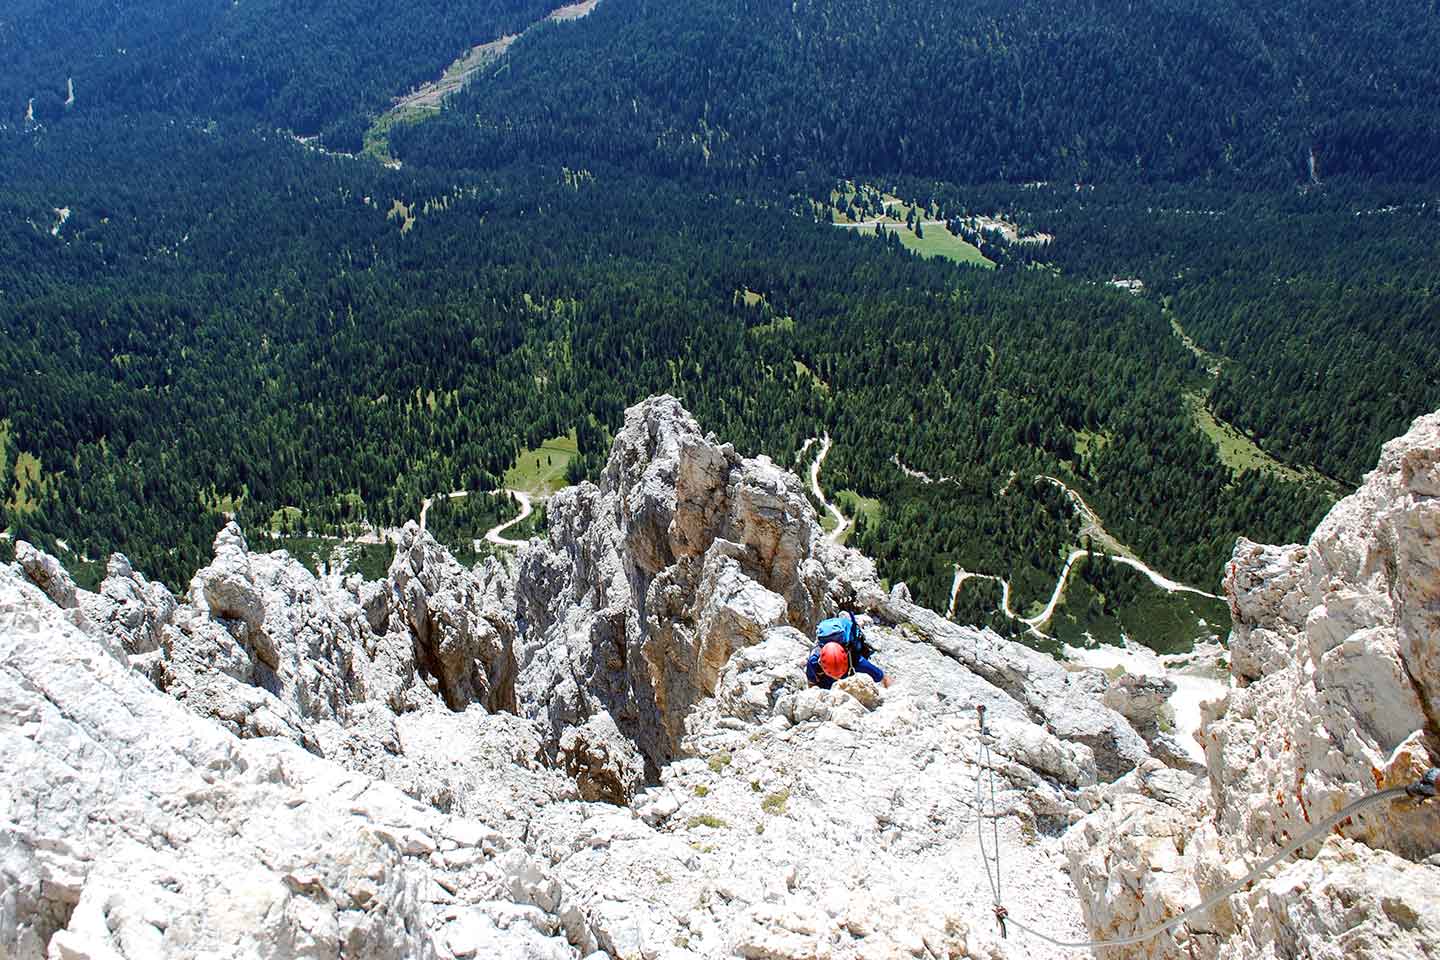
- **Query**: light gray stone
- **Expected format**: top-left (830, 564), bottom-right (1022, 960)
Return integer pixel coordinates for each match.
top-left (11, 395), bottom-right (1285, 960)
top-left (13, 540), bottom-right (78, 609)
top-left (559, 711), bottom-right (645, 806)
top-left (1068, 409), bottom-right (1440, 960)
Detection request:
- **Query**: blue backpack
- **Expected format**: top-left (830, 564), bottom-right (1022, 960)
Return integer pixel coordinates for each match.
top-left (815, 612), bottom-right (874, 660)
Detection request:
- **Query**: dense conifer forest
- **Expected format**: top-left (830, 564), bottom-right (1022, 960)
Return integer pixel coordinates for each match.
top-left (2, 0), bottom-right (1436, 650)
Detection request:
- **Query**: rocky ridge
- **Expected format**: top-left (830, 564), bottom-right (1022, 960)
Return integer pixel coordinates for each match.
top-left (1067, 411), bottom-right (1440, 959)
top-left (5, 396), bottom-right (1435, 959)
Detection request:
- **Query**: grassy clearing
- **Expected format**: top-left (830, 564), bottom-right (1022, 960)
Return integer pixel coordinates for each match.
top-left (826, 183), bottom-right (992, 267)
top-left (363, 35), bottom-right (515, 164)
top-left (200, 485), bottom-right (245, 516)
top-left (836, 490), bottom-right (883, 528)
top-left (362, 107), bottom-right (433, 164)
top-left (793, 360), bottom-right (828, 392)
top-left (1073, 430), bottom-right (1114, 458)
top-left (836, 219), bottom-right (993, 268)
top-left (828, 490), bottom-right (883, 546)
top-left (1169, 314), bottom-right (1227, 377)
top-left (387, 199), bottom-right (417, 235)
top-left (895, 224), bottom-right (994, 268)
top-left (8, 450), bottom-right (47, 515)
top-left (739, 288), bottom-right (798, 336)
top-left (751, 317), bottom-right (796, 336)
top-left (504, 432), bottom-right (578, 496)
top-left (1185, 391), bottom-right (1336, 490)
top-left (268, 505), bottom-right (305, 534)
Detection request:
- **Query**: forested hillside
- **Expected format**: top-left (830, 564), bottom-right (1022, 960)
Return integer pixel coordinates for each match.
top-left (932, 183), bottom-right (1440, 483)
top-left (0, 113), bottom-right (1333, 620)
top-left (1, 0), bottom-right (559, 146)
top-left (401, 0), bottom-right (1440, 186)
top-left (2, 0), bottom-right (1435, 651)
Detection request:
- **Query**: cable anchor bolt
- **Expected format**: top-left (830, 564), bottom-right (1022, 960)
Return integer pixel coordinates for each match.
top-left (1408, 768), bottom-right (1439, 801)
top-left (994, 905), bottom-right (1008, 939)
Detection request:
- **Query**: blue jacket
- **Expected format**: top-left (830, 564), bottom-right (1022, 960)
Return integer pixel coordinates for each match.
top-left (807, 613), bottom-right (884, 688)
top-left (806, 649), bottom-right (885, 689)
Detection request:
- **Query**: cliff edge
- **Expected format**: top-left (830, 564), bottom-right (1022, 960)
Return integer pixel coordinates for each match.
top-left (1067, 411), bottom-right (1440, 959)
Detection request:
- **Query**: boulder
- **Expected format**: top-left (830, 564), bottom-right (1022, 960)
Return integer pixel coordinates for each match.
top-left (76, 553), bottom-right (176, 657)
top-left (388, 524), bottom-right (517, 713)
top-left (715, 627), bottom-right (810, 725)
top-left (188, 522), bottom-right (266, 643)
top-left (13, 540), bottom-right (77, 609)
top-left (559, 711), bottom-right (645, 805)
top-left (1103, 672), bottom-right (1176, 734)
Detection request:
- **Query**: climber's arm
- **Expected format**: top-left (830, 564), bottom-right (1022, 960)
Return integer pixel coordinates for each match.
top-left (854, 655), bottom-right (888, 686)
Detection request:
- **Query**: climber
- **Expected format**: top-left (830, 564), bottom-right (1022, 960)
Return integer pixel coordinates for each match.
top-left (807, 611), bottom-right (891, 689)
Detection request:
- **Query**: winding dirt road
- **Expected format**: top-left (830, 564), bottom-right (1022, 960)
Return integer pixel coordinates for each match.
top-left (949, 548), bottom-right (1220, 639)
top-left (1032, 475), bottom-right (1130, 556)
top-left (418, 491), bottom-right (466, 531)
top-left (485, 491), bottom-right (534, 548)
top-left (936, 471), bottom-right (1219, 636)
top-left (891, 454), bottom-right (958, 486)
top-left (807, 435), bottom-right (850, 545)
top-left (417, 488), bottom-right (535, 549)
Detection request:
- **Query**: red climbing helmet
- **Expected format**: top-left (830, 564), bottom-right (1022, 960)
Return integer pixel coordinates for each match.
top-left (819, 641), bottom-right (850, 679)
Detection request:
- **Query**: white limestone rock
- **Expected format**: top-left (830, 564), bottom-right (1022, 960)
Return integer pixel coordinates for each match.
top-left (13, 540), bottom-right (78, 610)
top-left (1103, 673), bottom-right (1176, 731)
top-left (1223, 538), bottom-right (1310, 684)
top-left (990, 717), bottom-right (1096, 788)
top-left (715, 627), bottom-right (810, 725)
top-left (514, 395), bottom-right (1150, 798)
top-left (76, 553), bottom-right (176, 657)
top-left (151, 532), bottom-right (385, 749)
top-left (876, 599), bottom-right (1150, 781)
top-left (1103, 672), bottom-right (1190, 769)
top-left (560, 711), bottom-right (645, 806)
top-left (188, 522), bottom-right (267, 642)
top-left (5, 394), bottom-right (1177, 960)
top-left (0, 567), bottom-right (583, 960)
top-left (388, 523), bottom-right (517, 713)
top-left (1067, 409), bottom-right (1440, 960)
top-left (514, 396), bottom-right (833, 769)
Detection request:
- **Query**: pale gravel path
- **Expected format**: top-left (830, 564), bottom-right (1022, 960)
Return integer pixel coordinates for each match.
top-left (484, 491), bottom-right (534, 548)
top-left (417, 489), bottom-right (535, 549)
top-left (921, 464), bottom-right (1220, 633)
top-left (418, 490), bottom-right (467, 532)
top-left (807, 435), bottom-right (850, 545)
